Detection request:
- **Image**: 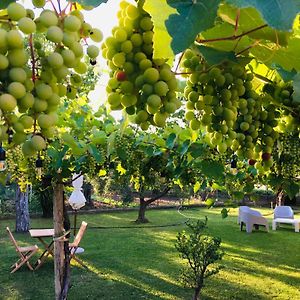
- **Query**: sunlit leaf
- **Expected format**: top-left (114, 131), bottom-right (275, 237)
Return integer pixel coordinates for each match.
top-left (116, 163), bottom-right (126, 175)
top-left (98, 169), bottom-right (107, 176)
top-left (144, 0), bottom-right (177, 60)
top-left (193, 181), bottom-right (201, 193)
top-left (219, 4), bottom-right (291, 45)
top-left (144, 0), bottom-right (221, 58)
top-left (205, 198), bottom-right (215, 208)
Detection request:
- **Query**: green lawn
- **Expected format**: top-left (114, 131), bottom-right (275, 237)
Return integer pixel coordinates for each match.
top-left (1, 207), bottom-right (300, 300)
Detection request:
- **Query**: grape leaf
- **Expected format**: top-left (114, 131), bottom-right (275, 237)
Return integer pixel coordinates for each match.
top-left (221, 208), bottom-right (229, 218)
top-left (88, 144), bottom-right (103, 163)
top-left (67, 0), bottom-right (109, 7)
top-left (292, 73), bottom-right (300, 103)
top-left (196, 45), bottom-right (237, 65)
top-left (166, 0), bottom-right (221, 54)
top-left (0, 0), bottom-right (15, 9)
top-left (144, 0), bottom-right (221, 59)
top-left (166, 133), bottom-right (177, 149)
top-left (144, 0), bottom-right (177, 60)
top-left (199, 22), bottom-right (252, 53)
top-left (205, 198), bottom-right (215, 208)
top-left (250, 37), bottom-right (300, 72)
top-left (196, 160), bottom-right (225, 180)
top-left (273, 64), bottom-right (297, 82)
top-left (226, 0), bottom-right (300, 31)
top-left (219, 4), bottom-right (291, 46)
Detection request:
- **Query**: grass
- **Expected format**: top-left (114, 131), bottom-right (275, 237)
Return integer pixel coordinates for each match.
top-left (1, 207), bottom-right (300, 299)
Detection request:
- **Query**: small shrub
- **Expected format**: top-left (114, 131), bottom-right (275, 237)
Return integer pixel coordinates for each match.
top-left (175, 218), bottom-right (223, 300)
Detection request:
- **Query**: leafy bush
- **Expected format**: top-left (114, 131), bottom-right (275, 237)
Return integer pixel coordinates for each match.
top-left (175, 218), bottom-right (223, 300)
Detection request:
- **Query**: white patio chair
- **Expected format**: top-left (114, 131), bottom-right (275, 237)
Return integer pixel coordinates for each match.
top-left (274, 206), bottom-right (294, 219)
top-left (238, 206), bottom-right (269, 233)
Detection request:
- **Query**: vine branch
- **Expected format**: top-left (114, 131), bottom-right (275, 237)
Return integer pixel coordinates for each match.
top-left (196, 24), bottom-right (268, 44)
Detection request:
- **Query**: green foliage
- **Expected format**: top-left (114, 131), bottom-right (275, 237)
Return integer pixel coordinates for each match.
top-left (226, 0), bottom-right (300, 31)
top-left (67, 0), bottom-right (109, 8)
top-left (0, 0), bottom-right (15, 9)
top-left (175, 219), bottom-right (223, 299)
top-left (166, 0), bottom-right (221, 54)
top-left (196, 45), bottom-right (237, 65)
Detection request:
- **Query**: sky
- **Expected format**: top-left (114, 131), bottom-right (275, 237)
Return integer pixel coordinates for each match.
top-left (22, 0), bottom-right (123, 113)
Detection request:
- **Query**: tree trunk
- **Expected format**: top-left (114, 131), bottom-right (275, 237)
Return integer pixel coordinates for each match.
top-left (53, 183), bottom-right (66, 300)
top-left (15, 185), bottom-right (30, 233)
top-left (193, 286), bottom-right (201, 300)
top-left (276, 187), bottom-right (284, 206)
top-left (136, 198), bottom-right (149, 223)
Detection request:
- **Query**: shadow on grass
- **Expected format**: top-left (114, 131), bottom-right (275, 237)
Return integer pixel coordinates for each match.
top-left (1, 207), bottom-right (300, 299)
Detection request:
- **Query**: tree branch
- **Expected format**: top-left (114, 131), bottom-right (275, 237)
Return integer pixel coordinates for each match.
top-left (146, 186), bottom-right (170, 205)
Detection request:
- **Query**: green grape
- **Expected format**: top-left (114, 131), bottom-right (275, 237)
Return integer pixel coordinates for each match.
top-left (89, 28), bottom-right (103, 42)
top-left (39, 11), bottom-right (58, 27)
top-left (37, 114), bottom-right (54, 128)
top-left (12, 132), bottom-right (27, 145)
top-left (19, 93), bottom-right (35, 108)
top-left (7, 2), bottom-right (27, 21)
top-left (35, 83), bottom-right (53, 99)
top-left (22, 140), bottom-right (36, 156)
top-left (143, 68), bottom-right (159, 84)
top-left (8, 82), bottom-right (26, 99)
top-left (121, 40), bottom-right (133, 53)
top-left (0, 94), bottom-right (17, 111)
top-left (87, 45), bottom-right (100, 59)
top-left (153, 112), bottom-right (167, 127)
top-left (154, 81), bottom-right (169, 96)
top-left (0, 54), bottom-right (9, 70)
top-left (19, 115), bottom-right (34, 129)
top-left (6, 30), bottom-right (24, 49)
top-left (9, 68), bottom-right (27, 82)
top-left (126, 5), bottom-right (140, 19)
top-left (33, 98), bottom-right (48, 112)
top-left (32, 0), bottom-right (46, 8)
top-left (140, 17), bottom-right (153, 32)
top-left (121, 94), bottom-right (137, 107)
top-left (18, 17), bottom-right (36, 34)
top-left (74, 61), bottom-right (87, 74)
top-left (130, 33), bottom-right (143, 47)
top-left (8, 49), bottom-right (28, 67)
top-left (64, 15), bottom-right (82, 32)
top-left (142, 31), bottom-right (153, 44)
top-left (46, 26), bottom-right (63, 43)
top-left (31, 135), bottom-right (46, 150)
top-left (47, 52), bottom-right (64, 69)
top-left (147, 94), bottom-right (161, 107)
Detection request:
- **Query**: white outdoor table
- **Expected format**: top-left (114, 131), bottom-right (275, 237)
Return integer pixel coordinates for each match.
top-left (272, 218), bottom-right (300, 232)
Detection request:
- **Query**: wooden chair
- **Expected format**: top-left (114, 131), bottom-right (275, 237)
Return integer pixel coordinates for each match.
top-left (6, 227), bottom-right (39, 273)
top-left (69, 221), bottom-right (88, 268)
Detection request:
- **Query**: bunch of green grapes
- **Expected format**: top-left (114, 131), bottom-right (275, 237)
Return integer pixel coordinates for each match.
top-left (0, 1), bottom-right (102, 157)
top-left (182, 49), bottom-right (281, 169)
top-left (114, 133), bottom-right (134, 166)
top-left (271, 133), bottom-right (300, 177)
top-left (102, 1), bottom-right (180, 129)
top-left (263, 82), bottom-right (299, 133)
